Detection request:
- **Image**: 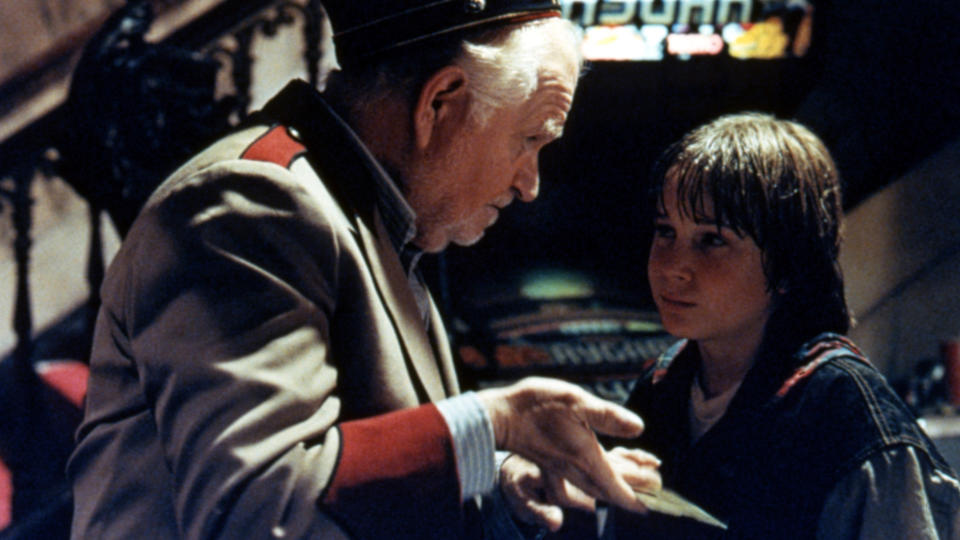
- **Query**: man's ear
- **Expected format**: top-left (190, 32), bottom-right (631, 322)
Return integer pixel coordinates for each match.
top-left (413, 65), bottom-right (469, 151)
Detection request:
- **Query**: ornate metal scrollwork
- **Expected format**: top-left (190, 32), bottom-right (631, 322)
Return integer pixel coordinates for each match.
top-left (57, 0), bottom-right (233, 236)
top-left (210, 0), bottom-right (326, 120)
top-left (2, 0), bottom-right (328, 370)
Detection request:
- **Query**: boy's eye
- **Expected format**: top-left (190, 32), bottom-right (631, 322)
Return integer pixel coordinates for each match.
top-left (699, 232), bottom-right (726, 247)
top-left (653, 224), bottom-right (675, 238)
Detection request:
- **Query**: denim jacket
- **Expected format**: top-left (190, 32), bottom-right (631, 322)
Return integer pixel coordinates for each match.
top-left (607, 333), bottom-right (957, 540)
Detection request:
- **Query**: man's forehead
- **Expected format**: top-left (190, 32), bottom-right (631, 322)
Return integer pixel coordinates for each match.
top-left (520, 78), bottom-right (575, 132)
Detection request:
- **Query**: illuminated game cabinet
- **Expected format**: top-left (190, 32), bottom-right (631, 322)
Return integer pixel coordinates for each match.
top-left (566, 0), bottom-right (814, 62)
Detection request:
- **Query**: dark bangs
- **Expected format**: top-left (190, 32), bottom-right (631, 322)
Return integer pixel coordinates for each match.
top-left (650, 134), bottom-right (775, 245)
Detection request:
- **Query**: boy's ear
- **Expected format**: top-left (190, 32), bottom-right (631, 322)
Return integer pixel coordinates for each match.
top-left (776, 279), bottom-right (790, 295)
top-left (413, 65), bottom-right (469, 150)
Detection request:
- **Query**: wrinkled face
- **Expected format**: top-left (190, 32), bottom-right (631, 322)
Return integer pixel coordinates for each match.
top-left (647, 177), bottom-right (774, 353)
top-left (406, 53), bottom-right (578, 253)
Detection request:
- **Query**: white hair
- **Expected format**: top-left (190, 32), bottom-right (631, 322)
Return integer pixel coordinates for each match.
top-left (455, 18), bottom-right (583, 126)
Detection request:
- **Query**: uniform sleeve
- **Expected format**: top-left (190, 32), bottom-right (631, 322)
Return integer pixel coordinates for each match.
top-left (816, 446), bottom-right (960, 540)
top-left (123, 162), bottom-right (463, 538)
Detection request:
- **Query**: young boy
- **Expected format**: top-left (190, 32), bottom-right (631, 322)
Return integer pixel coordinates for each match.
top-left (500, 113), bottom-right (960, 539)
top-left (622, 112), bottom-right (959, 538)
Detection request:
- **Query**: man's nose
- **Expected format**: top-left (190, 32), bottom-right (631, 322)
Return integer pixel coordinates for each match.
top-left (512, 153), bottom-right (540, 202)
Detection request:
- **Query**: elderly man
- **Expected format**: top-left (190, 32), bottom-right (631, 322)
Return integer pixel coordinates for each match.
top-left (68, 1), bottom-right (661, 538)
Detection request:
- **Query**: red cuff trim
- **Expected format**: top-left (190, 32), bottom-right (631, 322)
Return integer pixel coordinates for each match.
top-left (323, 404), bottom-right (462, 539)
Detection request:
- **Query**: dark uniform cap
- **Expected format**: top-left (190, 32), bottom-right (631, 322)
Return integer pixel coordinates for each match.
top-left (324, 0), bottom-right (562, 67)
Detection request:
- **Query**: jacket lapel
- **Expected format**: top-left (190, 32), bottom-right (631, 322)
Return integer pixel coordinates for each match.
top-left (355, 207), bottom-right (448, 402)
top-left (261, 80), bottom-right (451, 403)
top-left (428, 299), bottom-right (459, 397)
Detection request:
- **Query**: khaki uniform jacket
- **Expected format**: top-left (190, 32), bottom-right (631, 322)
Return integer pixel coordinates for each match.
top-left (68, 81), bottom-right (466, 539)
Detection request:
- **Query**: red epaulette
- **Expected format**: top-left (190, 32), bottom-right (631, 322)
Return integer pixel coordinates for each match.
top-left (650, 339), bottom-right (688, 385)
top-left (776, 335), bottom-right (869, 398)
top-left (241, 125), bottom-right (306, 168)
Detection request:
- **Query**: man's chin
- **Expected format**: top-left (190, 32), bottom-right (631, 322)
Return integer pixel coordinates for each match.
top-left (415, 226), bottom-right (486, 253)
top-left (452, 229), bottom-right (486, 248)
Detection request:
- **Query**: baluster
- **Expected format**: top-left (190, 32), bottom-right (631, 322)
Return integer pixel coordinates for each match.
top-left (84, 204), bottom-right (104, 361)
top-left (231, 25), bottom-right (256, 116)
top-left (10, 165), bottom-right (33, 376)
top-left (304, 0), bottom-right (325, 88)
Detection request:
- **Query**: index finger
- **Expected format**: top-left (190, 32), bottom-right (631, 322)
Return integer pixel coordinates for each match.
top-left (578, 392), bottom-right (645, 439)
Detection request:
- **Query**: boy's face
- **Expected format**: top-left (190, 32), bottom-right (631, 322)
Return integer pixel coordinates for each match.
top-left (647, 176), bottom-right (774, 357)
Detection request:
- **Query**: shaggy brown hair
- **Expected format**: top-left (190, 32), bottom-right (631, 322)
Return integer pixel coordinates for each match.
top-left (647, 112), bottom-right (850, 349)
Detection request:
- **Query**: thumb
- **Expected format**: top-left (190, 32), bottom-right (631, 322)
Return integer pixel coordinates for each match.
top-left (580, 394), bottom-right (645, 439)
top-left (523, 500), bottom-right (564, 532)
